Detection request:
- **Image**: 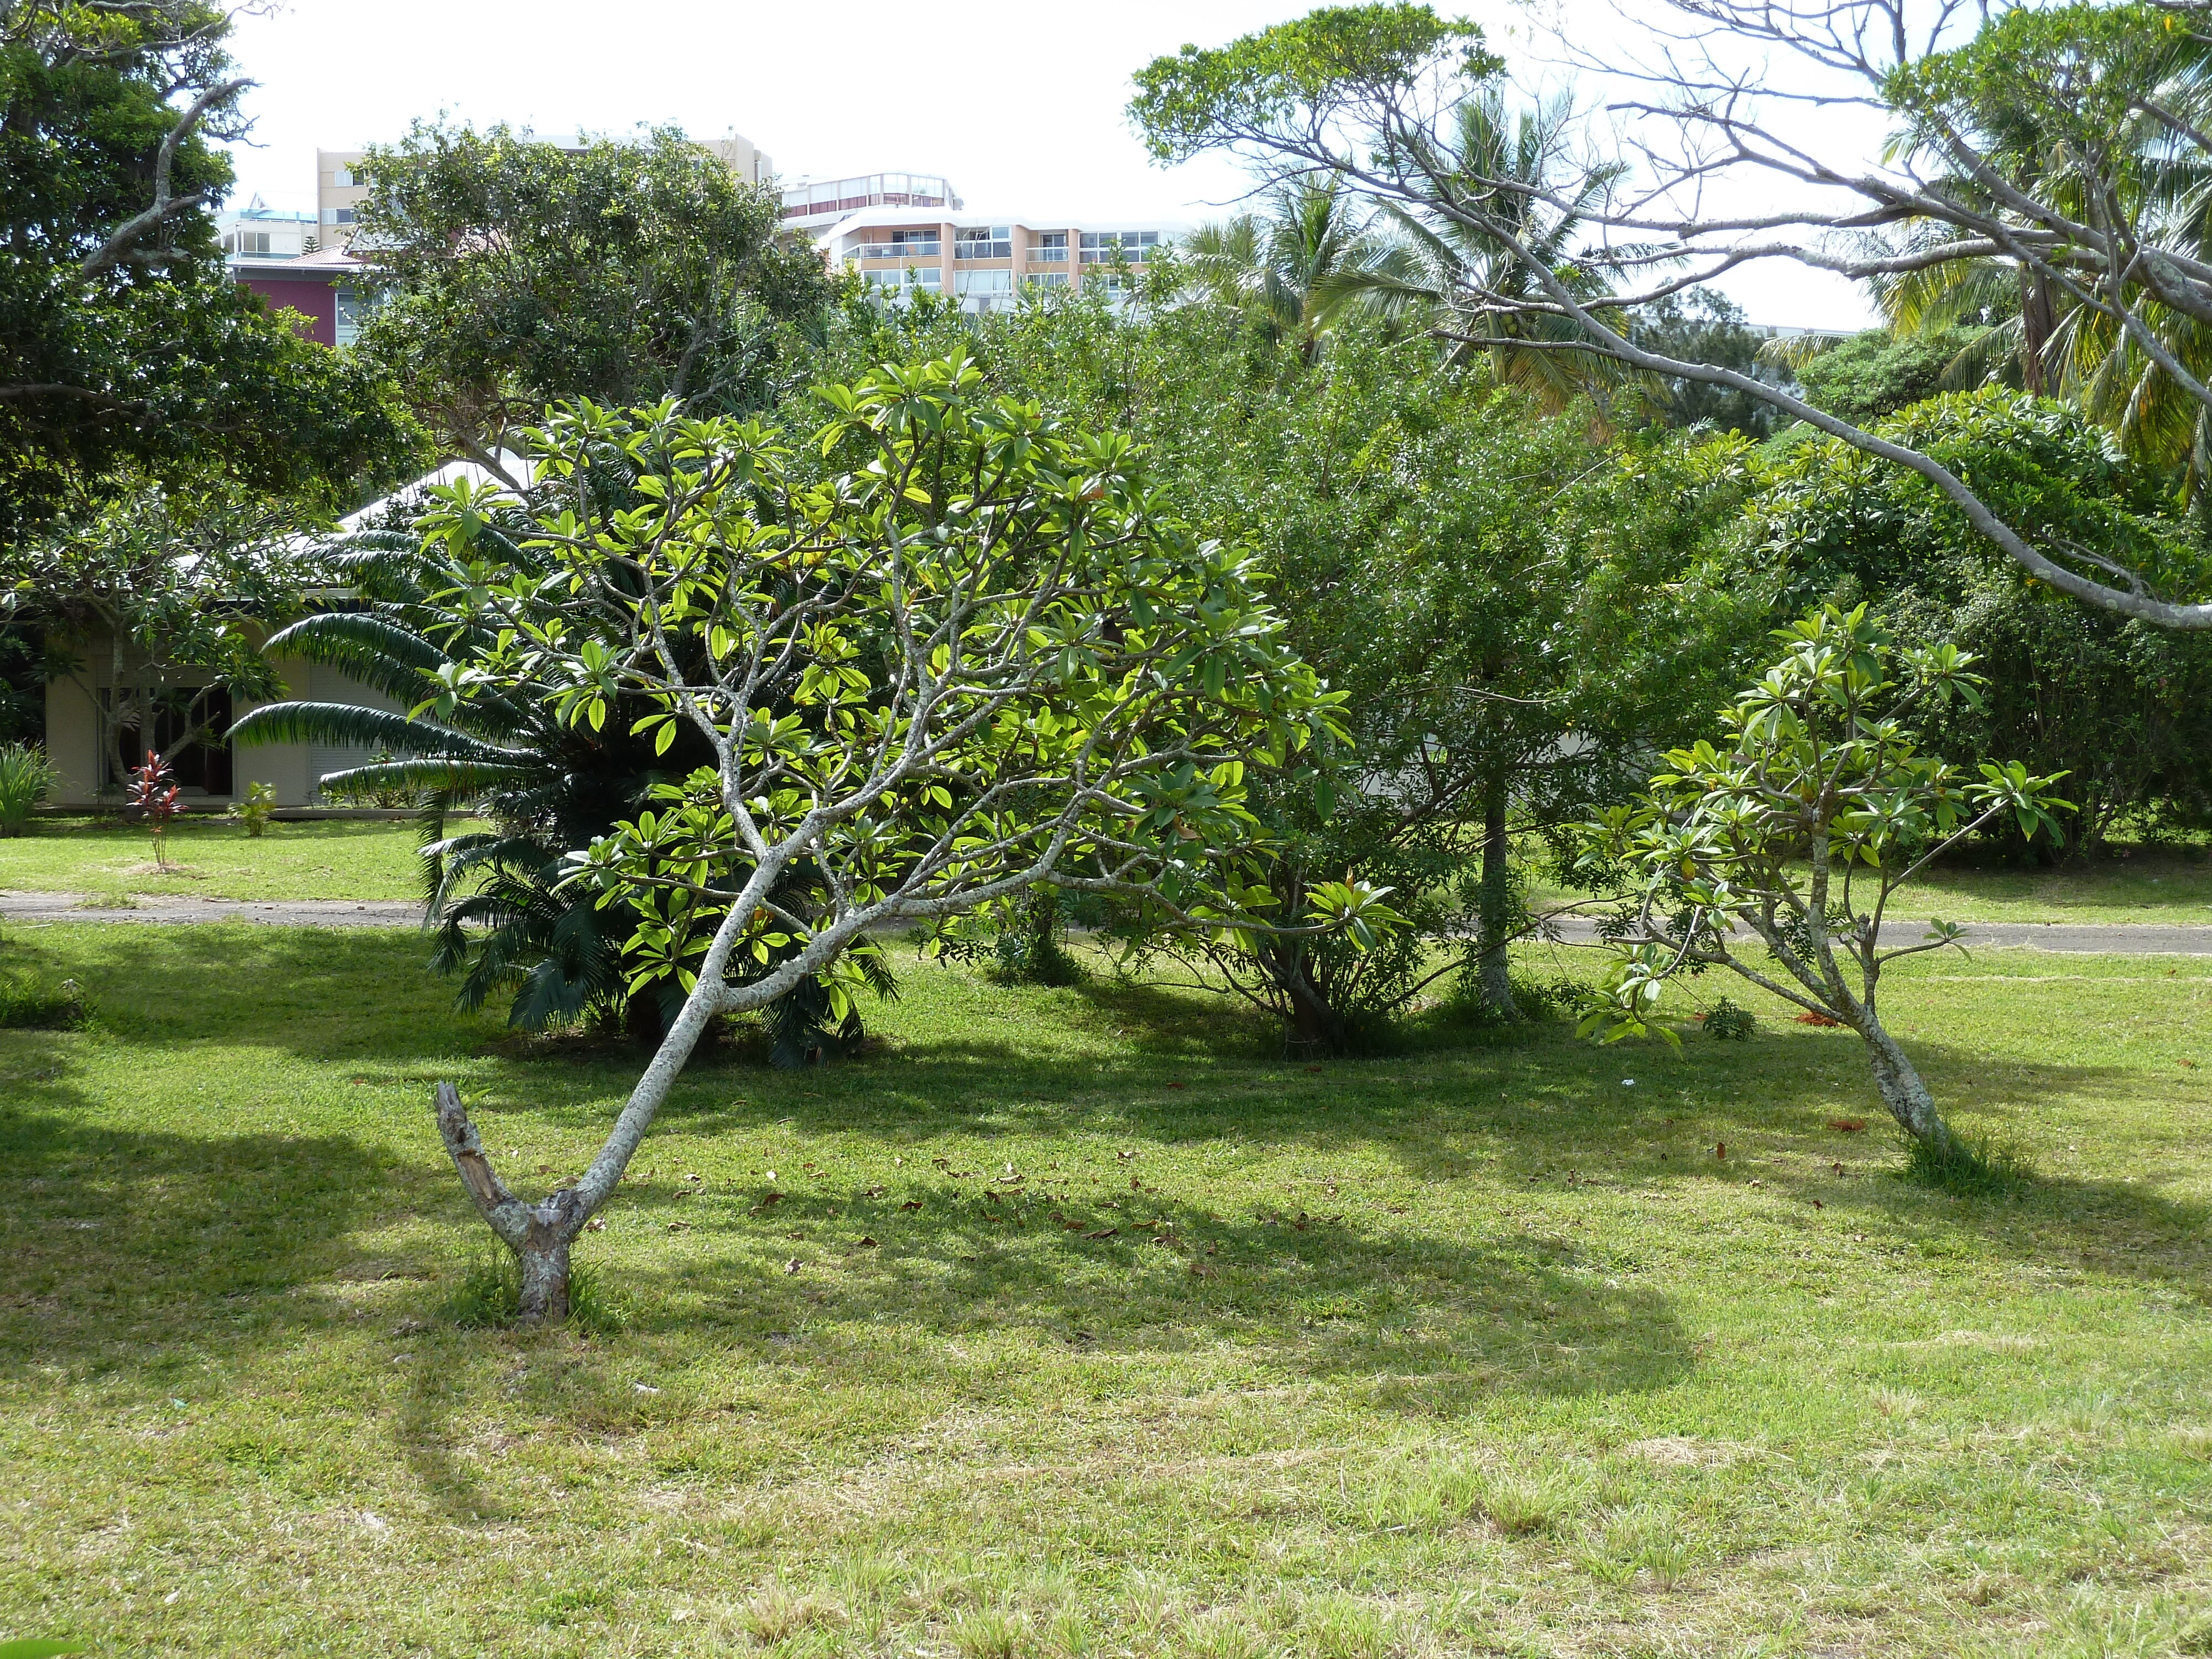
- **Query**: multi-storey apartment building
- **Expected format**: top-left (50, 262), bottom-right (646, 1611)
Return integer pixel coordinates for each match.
top-left (817, 206), bottom-right (1182, 311)
top-left (780, 171), bottom-right (960, 233)
top-left (216, 198), bottom-right (319, 258)
top-left (315, 131), bottom-right (776, 244)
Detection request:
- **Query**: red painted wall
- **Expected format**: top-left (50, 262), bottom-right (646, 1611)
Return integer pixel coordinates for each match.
top-left (238, 276), bottom-right (338, 346)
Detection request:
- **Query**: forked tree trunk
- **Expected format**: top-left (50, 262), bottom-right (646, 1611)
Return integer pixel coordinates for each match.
top-left (1859, 1018), bottom-right (1953, 1147)
top-left (1476, 768), bottom-right (1519, 1020)
top-left (430, 893), bottom-right (763, 1322)
top-left (435, 1082), bottom-right (594, 1323)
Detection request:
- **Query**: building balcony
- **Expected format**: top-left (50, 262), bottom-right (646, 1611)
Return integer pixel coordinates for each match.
top-left (1027, 246), bottom-right (1068, 262)
top-left (954, 241), bottom-right (1013, 260)
top-left (849, 241), bottom-right (941, 259)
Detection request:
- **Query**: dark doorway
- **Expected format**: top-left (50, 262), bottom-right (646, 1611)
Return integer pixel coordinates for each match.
top-left (107, 686), bottom-right (234, 794)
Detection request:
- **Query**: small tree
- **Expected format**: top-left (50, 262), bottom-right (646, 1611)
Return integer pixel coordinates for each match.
top-left (1577, 606), bottom-right (2069, 1149)
top-left (418, 356), bottom-right (1385, 1321)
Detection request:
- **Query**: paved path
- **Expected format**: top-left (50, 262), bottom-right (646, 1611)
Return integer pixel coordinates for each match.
top-left (7, 891), bottom-right (2212, 953)
top-left (1540, 915), bottom-right (2212, 956)
top-left (0, 892), bottom-right (424, 927)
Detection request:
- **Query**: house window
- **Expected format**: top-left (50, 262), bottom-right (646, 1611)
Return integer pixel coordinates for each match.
top-left (954, 226), bottom-right (1012, 259)
top-left (102, 687), bottom-right (234, 796)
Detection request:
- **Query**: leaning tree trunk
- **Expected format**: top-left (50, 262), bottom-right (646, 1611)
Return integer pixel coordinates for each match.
top-left (1858, 1018), bottom-right (1954, 1149)
top-left (432, 890), bottom-right (761, 1322)
top-left (1475, 768), bottom-right (1519, 1020)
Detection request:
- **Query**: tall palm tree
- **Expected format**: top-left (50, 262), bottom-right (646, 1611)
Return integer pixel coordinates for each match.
top-left (1863, 30), bottom-right (2212, 493)
top-left (1183, 176), bottom-right (1383, 357)
top-left (1316, 90), bottom-right (1636, 415)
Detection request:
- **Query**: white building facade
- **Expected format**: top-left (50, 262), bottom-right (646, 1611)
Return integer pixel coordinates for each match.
top-left (817, 206), bottom-right (1184, 312)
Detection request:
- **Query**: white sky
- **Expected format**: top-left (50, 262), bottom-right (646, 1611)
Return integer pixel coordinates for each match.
top-left (218, 0), bottom-right (1877, 329)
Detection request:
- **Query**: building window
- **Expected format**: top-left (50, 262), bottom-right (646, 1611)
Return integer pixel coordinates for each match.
top-left (333, 166), bottom-right (356, 187)
top-left (1030, 232), bottom-right (1067, 262)
top-left (954, 226), bottom-right (1012, 260)
top-left (863, 268), bottom-right (941, 302)
top-left (227, 231), bottom-right (272, 255)
top-left (1022, 272), bottom-right (1069, 291)
top-left (1081, 231), bottom-right (1162, 264)
top-left (324, 207), bottom-right (356, 226)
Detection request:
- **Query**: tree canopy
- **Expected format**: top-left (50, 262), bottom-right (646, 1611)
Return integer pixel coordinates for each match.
top-left (352, 124), bottom-right (834, 480)
top-left (0, 0), bottom-right (414, 540)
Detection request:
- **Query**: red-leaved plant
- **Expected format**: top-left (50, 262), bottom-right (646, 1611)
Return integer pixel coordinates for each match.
top-left (128, 749), bottom-right (181, 868)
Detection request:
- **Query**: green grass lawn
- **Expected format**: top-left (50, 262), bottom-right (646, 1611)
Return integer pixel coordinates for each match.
top-left (1533, 840), bottom-right (2212, 927)
top-left (1886, 844), bottom-right (2212, 925)
top-left (0, 817), bottom-right (465, 903)
top-left (3, 927), bottom-right (2210, 1656)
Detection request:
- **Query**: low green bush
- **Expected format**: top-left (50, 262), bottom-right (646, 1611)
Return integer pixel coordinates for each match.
top-left (228, 781), bottom-right (279, 837)
top-left (0, 743), bottom-right (60, 837)
top-left (1703, 998), bottom-right (1757, 1040)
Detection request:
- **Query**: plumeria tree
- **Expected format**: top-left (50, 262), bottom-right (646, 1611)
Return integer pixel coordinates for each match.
top-left (420, 354), bottom-right (1387, 1320)
top-left (1577, 607), bottom-right (2069, 1149)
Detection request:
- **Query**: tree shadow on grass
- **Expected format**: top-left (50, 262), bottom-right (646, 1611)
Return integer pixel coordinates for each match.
top-left (0, 1030), bottom-right (457, 1389)
top-left (380, 1183), bottom-right (1692, 1522)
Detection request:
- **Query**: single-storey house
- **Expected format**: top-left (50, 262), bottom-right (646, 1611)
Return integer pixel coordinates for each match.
top-left (38, 458), bottom-right (510, 810)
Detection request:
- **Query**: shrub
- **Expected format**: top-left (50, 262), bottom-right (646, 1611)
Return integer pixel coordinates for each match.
top-left (0, 743), bottom-right (60, 836)
top-left (228, 780), bottom-right (278, 837)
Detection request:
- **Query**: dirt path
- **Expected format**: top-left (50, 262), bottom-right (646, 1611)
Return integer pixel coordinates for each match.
top-left (0, 892), bottom-right (423, 927)
top-left (8, 892), bottom-right (2212, 953)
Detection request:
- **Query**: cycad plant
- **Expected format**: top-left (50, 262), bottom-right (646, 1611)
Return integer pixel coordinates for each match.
top-left (233, 495), bottom-right (894, 1055)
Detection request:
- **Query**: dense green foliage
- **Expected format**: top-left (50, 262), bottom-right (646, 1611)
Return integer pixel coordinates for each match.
top-left (816, 294), bottom-right (1757, 1045)
top-left (353, 124), bottom-right (834, 472)
top-left (1794, 326), bottom-right (1994, 428)
top-left (0, 1), bottom-right (415, 541)
top-left (1755, 393), bottom-right (2212, 848)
